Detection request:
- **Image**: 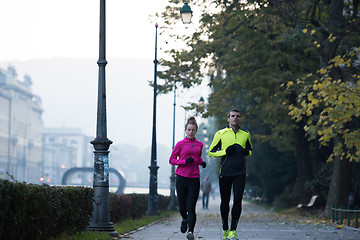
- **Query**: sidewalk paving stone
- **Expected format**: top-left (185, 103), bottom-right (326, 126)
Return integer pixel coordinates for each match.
top-left (120, 196), bottom-right (360, 240)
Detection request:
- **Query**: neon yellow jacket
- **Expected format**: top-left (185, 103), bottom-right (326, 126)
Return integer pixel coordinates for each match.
top-left (208, 127), bottom-right (252, 176)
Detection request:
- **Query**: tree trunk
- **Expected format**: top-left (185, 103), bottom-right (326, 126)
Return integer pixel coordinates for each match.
top-left (292, 124), bottom-right (313, 202)
top-left (322, 0), bottom-right (353, 217)
top-left (324, 145), bottom-right (352, 216)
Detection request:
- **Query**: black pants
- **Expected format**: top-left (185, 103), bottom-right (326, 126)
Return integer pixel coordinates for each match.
top-left (176, 175), bottom-right (200, 232)
top-left (219, 174), bottom-right (246, 231)
top-left (202, 193), bottom-right (209, 209)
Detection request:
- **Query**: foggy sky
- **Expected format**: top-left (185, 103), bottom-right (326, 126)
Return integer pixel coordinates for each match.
top-left (0, 0), bottom-right (209, 159)
top-left (0, 58), bottom-right (208, 152)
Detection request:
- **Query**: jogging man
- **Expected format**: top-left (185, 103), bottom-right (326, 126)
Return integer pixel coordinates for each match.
top-left (208, 108), bottom-right (252, 240)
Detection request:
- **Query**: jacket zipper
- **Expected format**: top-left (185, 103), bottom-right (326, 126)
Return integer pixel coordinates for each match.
top-left (220, 129), bottom-right (238, 177)
top-left (219, 155), bottom-right (229, 177)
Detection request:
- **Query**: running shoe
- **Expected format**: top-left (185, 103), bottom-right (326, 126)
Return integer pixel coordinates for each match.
top-left (186, 231), bottom-right (194, 240)
top-left (222, 229), bottom-right (230, 239)
top-left (228, 230), bottom-right (239, 240)
top-left (180, 219), bottom-right (188, 233)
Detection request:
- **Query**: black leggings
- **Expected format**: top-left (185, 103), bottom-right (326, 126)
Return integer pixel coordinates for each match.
top-left (176, 175), bottom-right (200, 232)
top-left (219, 174), bottom-right (246, 231)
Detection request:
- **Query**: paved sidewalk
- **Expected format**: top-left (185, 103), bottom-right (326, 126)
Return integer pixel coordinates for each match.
top-left (121, 196), bottom-right (360, 240)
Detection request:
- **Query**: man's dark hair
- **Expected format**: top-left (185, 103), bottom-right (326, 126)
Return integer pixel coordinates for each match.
top-left (228, 108), bottom-right (240, 118)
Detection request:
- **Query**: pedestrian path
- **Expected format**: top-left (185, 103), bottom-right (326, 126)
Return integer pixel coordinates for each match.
top-left (121, 196), bottom-right (360, 239)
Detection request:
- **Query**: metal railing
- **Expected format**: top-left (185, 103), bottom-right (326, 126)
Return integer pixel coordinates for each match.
top-left (332, 205), bottom-right (360, 228)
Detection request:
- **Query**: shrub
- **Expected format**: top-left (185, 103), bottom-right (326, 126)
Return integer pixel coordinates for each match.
top-left (109, 194), bottom-right (133, 223)
top-left (0, 179), bottom-right (93, 240)
top-left (0, 179), bottom-right (171, 239)
top-left (109, 193), bottom-right (171, 223)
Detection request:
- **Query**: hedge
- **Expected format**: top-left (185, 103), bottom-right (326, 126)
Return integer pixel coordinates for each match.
top-left (109, 193), bottom-right (171, 222)
top-left (0, 179), bottom-right (171, 240)
top-left (0, 179), bottom-right (93, 240)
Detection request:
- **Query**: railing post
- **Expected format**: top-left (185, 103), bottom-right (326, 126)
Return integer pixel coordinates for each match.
top-left (335, 204), bottom-right (338, 223)
top-left (332, 205), bottom-right (335, 223)
top-left (340, 205), bottom-right (343, 224)
top-left (347, 208), bottom-right (351, 226)
top-left (356, 206), bottom-right (359, 228)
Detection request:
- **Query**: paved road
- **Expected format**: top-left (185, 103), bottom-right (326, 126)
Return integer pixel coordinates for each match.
top-left (120, 196), bottom-right (360, 240)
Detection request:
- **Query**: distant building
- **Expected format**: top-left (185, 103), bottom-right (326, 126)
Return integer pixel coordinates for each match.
top-left (0, 65), bottom-right (43, 183)
top-left (42, 128), bottom-right (93, 185)
top-left (0, 66), bottom-right (96, 185)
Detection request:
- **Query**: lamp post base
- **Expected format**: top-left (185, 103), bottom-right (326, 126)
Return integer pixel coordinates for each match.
top-left (87, 210), bottom-right (118, 236)
top-left (86, 223), bottom-right (117, 234)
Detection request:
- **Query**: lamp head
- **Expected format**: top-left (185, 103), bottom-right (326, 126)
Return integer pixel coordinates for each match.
top-left (180, 2), bottom-right (193, 24)
top-left (199, 96), bottom-right (205, 107)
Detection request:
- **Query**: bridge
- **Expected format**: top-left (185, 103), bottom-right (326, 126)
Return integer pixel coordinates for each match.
top-left (61, 167), bottom-right (126, 194)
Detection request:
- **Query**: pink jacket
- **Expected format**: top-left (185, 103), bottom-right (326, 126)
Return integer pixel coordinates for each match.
top-left (169, 137), bottom-right (204, 178)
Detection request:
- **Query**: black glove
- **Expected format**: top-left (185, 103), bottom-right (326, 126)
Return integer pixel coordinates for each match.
top-left (244, 149), bottom-right (250, 156)
top-left (201, 161), bottom-right (207, 168)
top-left (225, 144), bottom-right (236, 155)
top-left (186, 157), bottom-right (194, 164)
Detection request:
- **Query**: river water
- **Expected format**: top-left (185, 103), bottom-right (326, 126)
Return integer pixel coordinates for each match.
top-left (111, 187), bottom-right (170, 196)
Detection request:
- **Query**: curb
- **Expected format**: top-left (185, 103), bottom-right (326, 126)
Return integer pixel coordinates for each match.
top-left (344, 225), bottom-right (360, 231)
top-left (118, 218), bottom-right (166, 239)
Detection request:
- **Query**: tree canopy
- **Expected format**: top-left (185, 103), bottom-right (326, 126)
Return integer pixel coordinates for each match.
top-left (157, 0), bottom-right (360, 209)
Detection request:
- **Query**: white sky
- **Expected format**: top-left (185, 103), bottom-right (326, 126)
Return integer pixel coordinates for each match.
top-left (0, 0), bottom-right (210, 153)
top-left (0, 0), bottom-right (173, 61)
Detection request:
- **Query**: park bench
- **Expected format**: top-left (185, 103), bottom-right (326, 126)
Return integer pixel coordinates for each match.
top-left (297, 195), bottom-right (319, 212)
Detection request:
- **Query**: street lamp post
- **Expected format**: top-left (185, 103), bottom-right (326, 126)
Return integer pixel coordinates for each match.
top-left (147, 23), bottom-right (160, 216)
top-left (87, 0), bottom-right (117, 235)
top-left (168, 82), bottom-right (177, 211)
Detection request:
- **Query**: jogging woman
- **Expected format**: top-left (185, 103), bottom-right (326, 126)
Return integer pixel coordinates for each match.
top-left (169, 116), bottom-right (206, 240)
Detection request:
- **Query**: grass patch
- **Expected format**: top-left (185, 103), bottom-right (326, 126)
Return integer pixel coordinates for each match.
top-left (55, 211), bottom-right (176, 240)
top-left (116, 210), bottom-right (175, 235)
top-left (55, 231), bottom-right (111, 240)
top-left (245, 199), bottom-right (336, 227)
top-left (244, 199), bottom-right (272, 210)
